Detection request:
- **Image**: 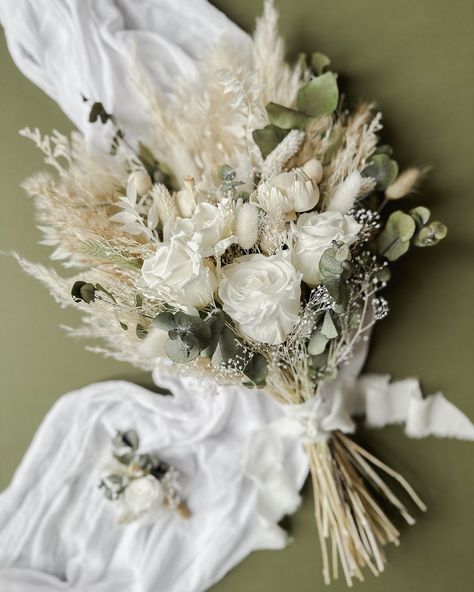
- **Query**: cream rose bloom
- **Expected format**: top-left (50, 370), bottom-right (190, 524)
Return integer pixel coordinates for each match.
top-left (171, 202), bottom-right (235, 256)
top-left (141, 240), bottom-right (217, 308)
top-left (257, 169), bottom-right (319, 214)
top-left (123, 476), bottom-right (164, 515)
top-left (218, 252), bottom-right (302, 345)
top-left (292, 211), bottom-right (361, 286)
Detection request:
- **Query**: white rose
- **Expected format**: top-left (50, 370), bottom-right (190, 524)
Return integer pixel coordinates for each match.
top-left (218, 252), bottom-right (302, 345)
top-left (171, 202), bottom-right (234, 256)
top-left (123, 476), bottom-right (164, 515)
top-left (257, 169), bottom-right (319, 214)
top-left (142, 240), bottom-right (217, 308)
top-left (292, 211), bottom-right (361, 286)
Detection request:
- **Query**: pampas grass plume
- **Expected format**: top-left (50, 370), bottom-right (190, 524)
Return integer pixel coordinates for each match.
top-left (326, 171), bottom-right (363, 213)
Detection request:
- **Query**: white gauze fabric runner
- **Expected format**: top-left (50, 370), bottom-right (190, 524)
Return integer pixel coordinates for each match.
top-left (0, 377), bottom-right (307, 592)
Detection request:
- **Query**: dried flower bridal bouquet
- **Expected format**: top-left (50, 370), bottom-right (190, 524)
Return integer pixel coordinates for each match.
top-left (14, 1), bottom-right (469, 587)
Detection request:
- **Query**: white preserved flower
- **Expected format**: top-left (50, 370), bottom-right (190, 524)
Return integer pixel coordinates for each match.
top-left (292, 211), bottom-right (361, 286)
top-left (171, 202), bottom-right (234, 257)
top-left (257, 169), bottom-right (319, 214)
top-left (302, 158), bottom-right (323, 183)
top-left (123, 476), bottom-right (164, 516)
top-left (218, 251), bottom-right (302, 345)
top-left (141, 241), bottom-right (218, 308)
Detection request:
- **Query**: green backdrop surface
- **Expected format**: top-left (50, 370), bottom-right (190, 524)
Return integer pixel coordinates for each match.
top-left (0, 1), bottom-right (473, 590)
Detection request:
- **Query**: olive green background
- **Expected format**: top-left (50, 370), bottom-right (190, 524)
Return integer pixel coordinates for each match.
top-left (1, 1), bottom-right (473, 590)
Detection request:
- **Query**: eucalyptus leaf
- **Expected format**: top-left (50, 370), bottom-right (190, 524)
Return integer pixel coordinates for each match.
top-left (321, 311), bottom-right (338, 339)
top-left (154, 311), bottom-right (176, 331)
top-left (243, 353), bottom-right (268, 387)
top-left (385, 211), bottom-right (417, 242)
top-left (212, 325), bottom-right (247, 369)
top-left (88, 102), bottom-right (111, 124)
top-left (319, 244), bottom-right (345, 278)
top-left (71, 281), bottom-right (96, 304)
top-left (114, 451), bottom-right (135, 465)
top-left (409, 206), bottom-right (431, 228)
top-left (200, 310), bottom-right (225, 358)
top-left (252, 124), bottom-right (290, 158)
top-left (265, 102), bottom-right (310, 130)
top-left (95, 283), bottom-right (116, 303)
top-left (311, 52), bottom-right (331, 75)
top-left (362, 154), bottom-right (399, 190)
top-left (174, 312), bottom-right (212, 349)
top-left (308, 331), bottom-right (329, 355)
top-left (297, 72), bottom-right (339, 118)
top-left (377, 211), bottom-right (415, 261)
top-left (165, 337), bottom-right (200, 363)
top-left (112, 429), bottom-right (139, 451)
top-left (413, 221), bottom-right (447, 247)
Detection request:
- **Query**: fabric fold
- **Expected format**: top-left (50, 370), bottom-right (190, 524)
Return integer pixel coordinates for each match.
top-left (0, 379), bottom-right (308, 592)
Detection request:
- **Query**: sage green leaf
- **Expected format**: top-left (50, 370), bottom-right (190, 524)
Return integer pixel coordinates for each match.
top-left (212, 325), bottom-right (247, 369)
top-left (165, 337), bottom-right (200, 363)
top-left (113, 430), bottom-right (139, 451)
top-left (174, 312), bottom-right (212, 349)
top-left (321, 311), bottom-right (338, 339)
top-left (154, 311), bottom-right (176, 331)
top-left (387, 210), bottom-right (417, 241)
top-left (243, 353), bottom-right (268, 387)
top-left (71, 281), bottom-right (96, 304)
top-left (297, 72), bottom-right (339, 117)
top-left (413, 221), bottom-right (447, 247)
top-left (95, 283), bottom-right (116, 303)
top-left (308, 331), bottom-right (329, 355)
top-left (200, 310), bottom-right (225, 358)
top-left (319, 244), bottom-right (345, 278)
top-left (311, 52), bottom-right (331, 75)
top-left (265, 102), bottom-right (310, 130)
top-left (362, 154), bottom-right (399, 190)
top-left (377, 235), bottom-right (411, 260)
top-left (252, 124), bottom-right (290, 158)
top-left (88, 102), bottom-right (111, 124)
top-left (409, 206), bottom-right (431, 228)
top-left (377, 211), bottom-right (415, 260)
top-left (114, 451), bottom-right (135, 465)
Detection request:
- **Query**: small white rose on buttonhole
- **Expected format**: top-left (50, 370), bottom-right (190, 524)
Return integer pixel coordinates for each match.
top-left (123, 475), bottom-right (165, 516)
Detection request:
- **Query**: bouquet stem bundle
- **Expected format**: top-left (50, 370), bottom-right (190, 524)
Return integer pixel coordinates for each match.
top-left (306, 433), bottom-right (427, 586)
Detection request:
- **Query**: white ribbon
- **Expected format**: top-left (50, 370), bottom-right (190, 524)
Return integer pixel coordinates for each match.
top-left (275, 374), bottom-right (474, 442)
